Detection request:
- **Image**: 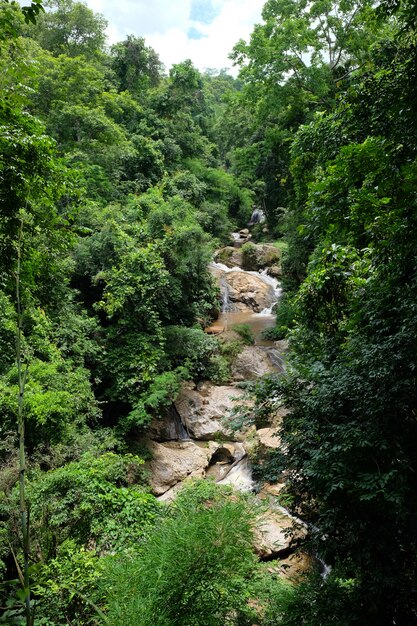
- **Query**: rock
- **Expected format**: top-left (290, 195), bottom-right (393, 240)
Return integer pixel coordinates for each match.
top-left (217, 455), bottom-right (254, 491)
top-left (175, 382), bottom-right (247, 440)
top-left (274, 339), bottom-right (289, 353)
top-left (232, 346), bottom-right (277, 381)
top-left (215, 243), bottom-right (281, 273)
top-left (257, 427), bottom-right (281, 449)
top-left (258, 482), bottom-right (287, 498)
top-left (278, 552), bottom-right (313, 580)
top-left (205, 442), bottom-right (247, 481)
top-left (267, 265), bottom-right (282, 278)
top-left (148, 440), bottom-right (219, 495)
top-left (241, 243), bottom-right (281, 272)
top-left (226, 270), bottom-right (276, 313)
top-left (253, 507), bottom-right (307, 560)
top-left (148, 405), bottom-right (189, 442)
top-left (214, 246), bottom-right (243, 268)
top-left (205, 322), bottom-right (226, 335)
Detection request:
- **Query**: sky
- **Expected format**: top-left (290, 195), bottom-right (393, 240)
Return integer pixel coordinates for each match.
top-left (84, 0), bottom-right (265, 75)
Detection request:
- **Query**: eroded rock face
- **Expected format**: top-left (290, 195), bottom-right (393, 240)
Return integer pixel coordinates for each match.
top-left (226, 270), bottom-right (276, 313)
top-left (231, 346), bottom-right (277, 381)
top-left (175, 382), bottom-right (246, 440)
top-left (149, 440), bottom-right (249, 497)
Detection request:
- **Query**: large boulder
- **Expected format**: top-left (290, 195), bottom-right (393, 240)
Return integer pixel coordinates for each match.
top-left (214, 246), bottom-right (243, 268)
top-left (253, 506), bottom-right (307, 560)
top-left (241, 243), bottom-right (281, 272)
top-left (257, 427), bottom-right (281, 450)
top-left (226, 270), bottom-right (276, 313)
top-left (217, 455), bottom-right (254, 491)
top-left (175, 382), bottom-right (247, 440)
top-left (232, 346), bottom-right (277, 381)
top-left (148, 440), bottom-right (219, 496)
top-left (215, 243), bottom-right (281, 272)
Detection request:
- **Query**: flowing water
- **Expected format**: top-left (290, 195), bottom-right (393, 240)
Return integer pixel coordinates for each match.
top-left (208, 261), bottom-right (282, 346)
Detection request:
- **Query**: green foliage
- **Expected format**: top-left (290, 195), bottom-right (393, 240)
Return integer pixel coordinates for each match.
top-left (104, 483), bottom-right (257, 626)
top-left (253, 32), bottom-right (417, 626)
top-left (231, 323), bottom-right (255, 345)
top-left (164, 326), bottom-right (218, 378)
top-left (241, 241), bottom-right (258, 270)
top-left (27, 452), bottom-right (160, 555)
top-left (110, 35), bottom-right (162, 94)
top-left (30, 542), bottom-right (106, 626)
top-left (29, 0), bottom-right (107, 58)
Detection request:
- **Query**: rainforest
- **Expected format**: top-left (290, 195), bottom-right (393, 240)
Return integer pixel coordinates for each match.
top-left (1, 0), bottom-right (417, 624)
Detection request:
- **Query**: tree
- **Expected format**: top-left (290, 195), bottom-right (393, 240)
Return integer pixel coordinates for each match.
top-left (30, 0), bottom-right (107, 58)
top-left (111, 35), bottom-right (163, 95)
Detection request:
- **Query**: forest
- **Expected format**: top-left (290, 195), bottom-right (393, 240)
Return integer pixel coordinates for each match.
top-left (1, 0), bottom-right (417, 623)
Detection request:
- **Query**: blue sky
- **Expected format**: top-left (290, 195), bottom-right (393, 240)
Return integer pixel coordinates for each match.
top-left (85, 0), bottom-right (264, 74)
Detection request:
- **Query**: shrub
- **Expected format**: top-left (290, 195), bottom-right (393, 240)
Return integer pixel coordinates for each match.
top-left (231, 323), bottom-right (255, 345)
top-left (241, 241), bottom-right (258, 270)
top-left (103, 488), bottom-right (257, 626)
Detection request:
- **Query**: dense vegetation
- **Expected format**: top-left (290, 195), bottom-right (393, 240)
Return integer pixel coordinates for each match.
top-left (1, 0), bottom-right (417, 623)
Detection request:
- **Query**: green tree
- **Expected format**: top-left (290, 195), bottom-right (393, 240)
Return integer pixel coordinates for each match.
top-left (29, 0), bottom-right (107, 58)
top-left (111, 35), bottom-right (163, 95)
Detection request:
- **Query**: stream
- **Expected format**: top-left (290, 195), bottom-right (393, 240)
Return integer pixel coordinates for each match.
top-left (148, 241), bottom-right (318, 574)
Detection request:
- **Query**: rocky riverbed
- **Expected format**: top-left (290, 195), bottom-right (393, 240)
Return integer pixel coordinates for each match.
top-left (144, 238), bottom-right (308, 578)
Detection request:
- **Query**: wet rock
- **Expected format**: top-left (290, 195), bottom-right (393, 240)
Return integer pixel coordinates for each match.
top-left (258, 482), bottom-right (287, 498)
top-left (267, 265), bottom-right (282, 278)
top-left (217, 456), bottom-right (254, 491)
top-left (215, 243), bottom-right (281, 272)
top-left (175, 382), bottom-right (247, 440)
top-left (205, 442), bottom-right (246, 481)
top-left (226, 270), bottom-right (276, 313)
top-left (232, 346), bottom-right (277, 381)
top-left (148, 405), bottom-right (189, 442)
top-left (278, 552), bottom-right (313, 580)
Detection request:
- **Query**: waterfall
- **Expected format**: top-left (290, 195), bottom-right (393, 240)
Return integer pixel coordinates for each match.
top-left (167, 404), bottom-right (190, 441)
top-left (220, 274), bottom-right (232, 313)
top-left (248, 208), bottom-right (266, 225)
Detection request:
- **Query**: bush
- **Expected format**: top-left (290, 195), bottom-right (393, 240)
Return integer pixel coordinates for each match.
top-left (241, 241), bottom-right (258, 270)
top-left (231, 323), bottom-right (255, 345)
top-left (103, 486), bottom-right (257, 626)
top-left (164, 325), bottom-right (218, 379)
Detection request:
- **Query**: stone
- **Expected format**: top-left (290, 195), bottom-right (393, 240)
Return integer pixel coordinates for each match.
top-left (278, 552), bottom-right (313, 581)
top-left (175, 382), bottom-right (247, 440)
top-left (231, 346), bottom-right (277, 381)
top-left (226, 270), bottom-right (276, 313)
top-left (217, 455), bottom-right (254, 491)
top-left (214, 246), bottom-right (243, 268)
top-left (215, 243), bottom-right (281, 273)
top-left (257, 427), bottom-right (281, 449)
top-left (267, 265), bottom-right (282, 278)
top-left (205, 442), bottom-right (247, 481)
top-left (253, 506), bottom-right (307, 560)
top-left (148, 440), bottom-right (219, 496)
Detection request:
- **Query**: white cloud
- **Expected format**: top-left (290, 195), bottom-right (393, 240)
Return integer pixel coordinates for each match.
top-left (147, 0), bottom-right (264, 74)
top-left (83, 0), bottom-right (264, 74)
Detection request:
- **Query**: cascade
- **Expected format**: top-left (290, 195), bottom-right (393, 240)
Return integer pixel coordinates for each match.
top-left (167, 403), bottom-right (190, 441)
